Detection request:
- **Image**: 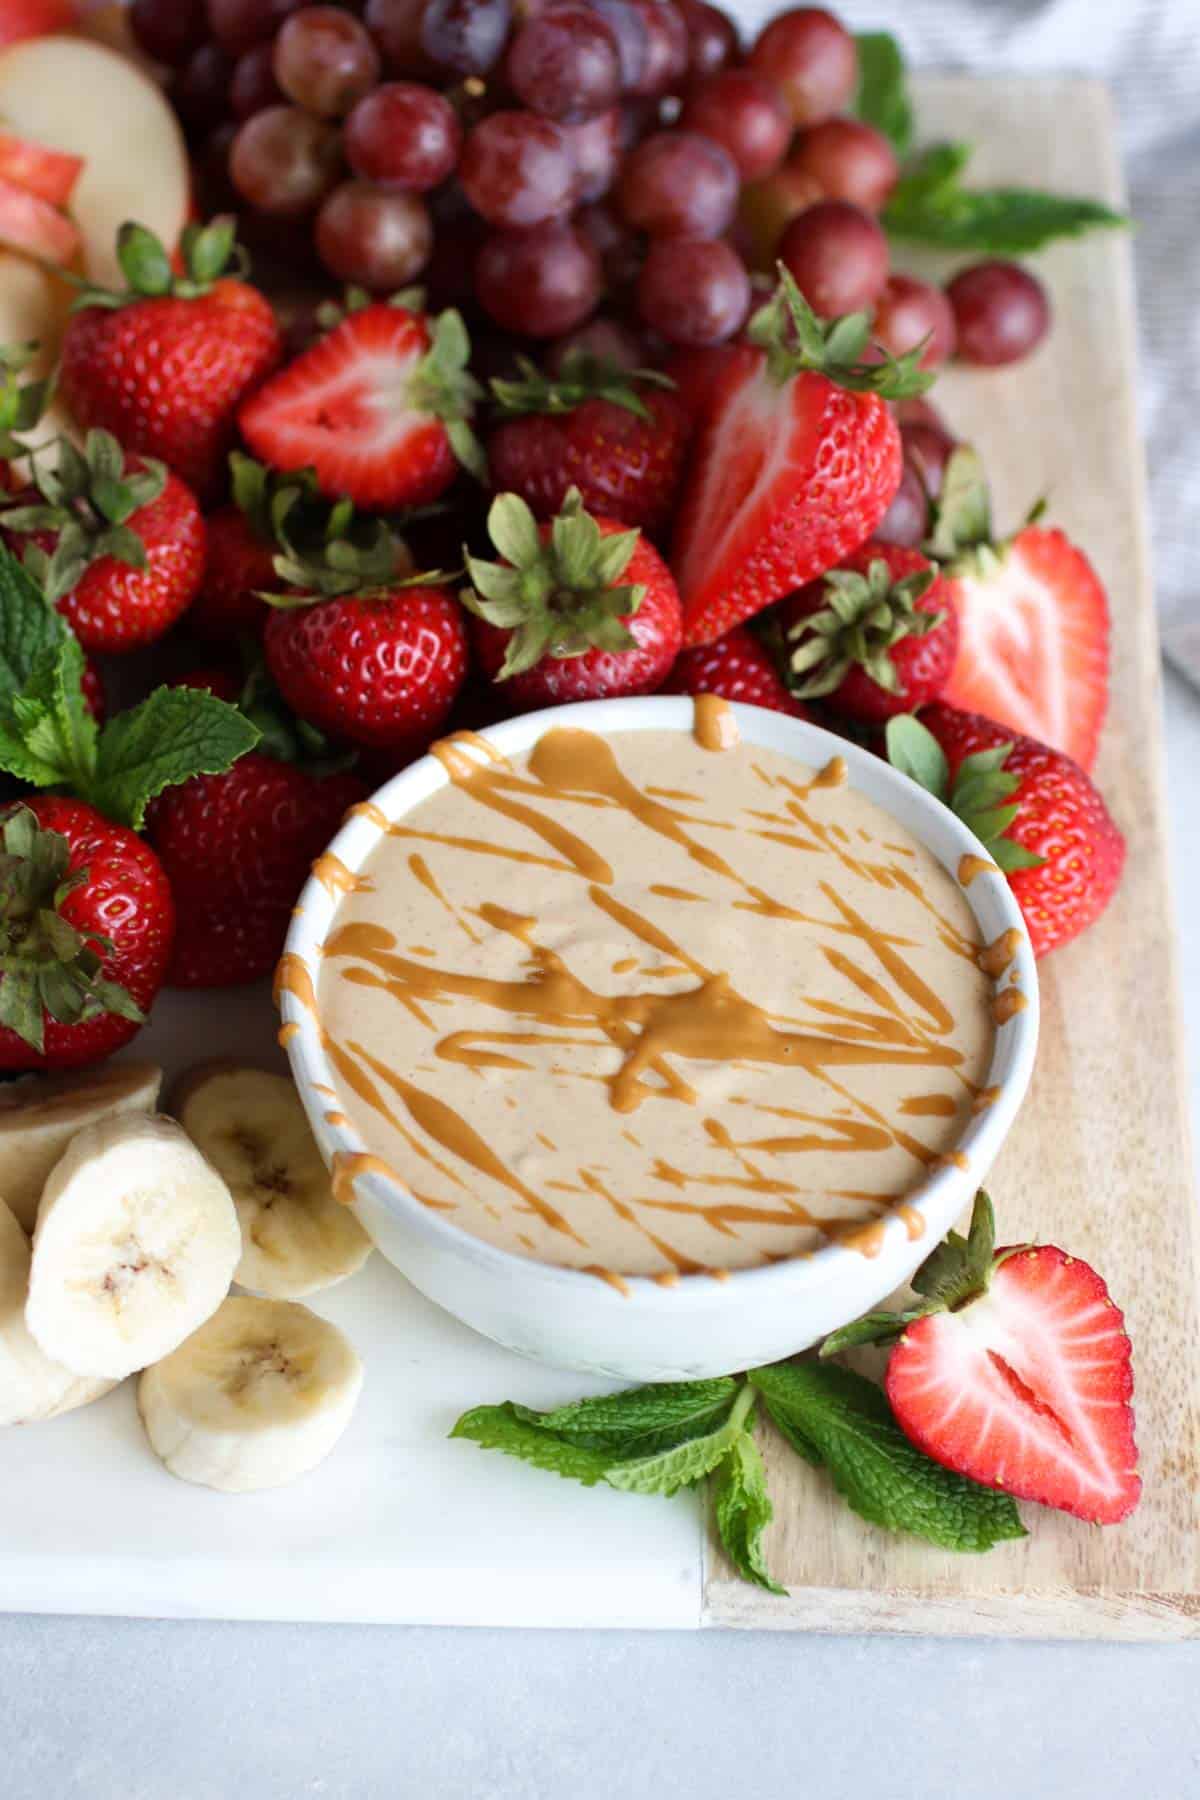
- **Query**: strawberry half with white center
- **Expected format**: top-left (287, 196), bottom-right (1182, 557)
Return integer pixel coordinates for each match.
top-left (886, 705), bottom-right (1125, 957)
top-left (0, 429), bottom-right (206, 654)
top-left (822, 1192), bottom-right (1141, 1525)
top-left (486, 351), bottom-right (690, 538)
top-left (662, 625), bottom-right (809, 717)
top-left (59, 218), bottom-right (283, 505)
top-left (670, 270), bottom-right (931, 647)
top-left (780, 540), bottom-right (957, 722)
top-left (462, 488), bottom-right (682, 710)
top-left (927, 448), bottom-right (1110, 773)
top-left (239, 302), bottom-right (484, 513)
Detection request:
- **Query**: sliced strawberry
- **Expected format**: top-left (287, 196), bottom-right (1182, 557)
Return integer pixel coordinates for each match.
top-left (238, 303), bottom-right (482, 512)
top-left (824, 1193), bottom-right (1141, 1525)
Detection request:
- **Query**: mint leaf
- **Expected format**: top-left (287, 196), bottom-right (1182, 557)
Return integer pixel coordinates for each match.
top-left (450, 1401), bottom-right (615, 1486)
top-left (885, 713), bottom-right (948, 800)
top-left (750, 1362), bottom-right (1027, 1554)
top-left (0, 545), bottom-right (66, 706)
top-left (10, 634), bottom-right (98, 791)
top-left (853, 32), bottom-right (913, 155)
top-left (519, 1376), bottom-right (740, 1456)
top-left (713, 1432), bottom-right (784, 1594)
top-left (885, 146), bottom-right (1127, 253)
top-left (87, 687), bottom-right (259, 829)
top-left (606, 1385), bottom-right (755, 1497)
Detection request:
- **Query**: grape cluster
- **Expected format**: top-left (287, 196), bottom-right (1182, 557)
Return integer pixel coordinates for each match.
top-left (133, 0), bottom-right (1050, 368)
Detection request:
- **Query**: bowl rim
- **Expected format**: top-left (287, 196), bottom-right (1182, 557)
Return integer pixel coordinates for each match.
top-left (280, 695), bottom-right (1040, 1312)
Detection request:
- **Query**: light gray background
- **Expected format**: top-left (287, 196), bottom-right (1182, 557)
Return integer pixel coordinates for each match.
top-left (6, 4), bottom-right (1200, 1792)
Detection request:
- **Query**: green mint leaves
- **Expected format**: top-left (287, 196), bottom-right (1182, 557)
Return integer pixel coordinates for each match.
top-left (853, 32), bottom-right (913, 156)
top-left (883, 142), bottom-right (1127, 254)
top-left (885, 714), bottom-right (1044, 874)
top-left (0, 545), bottom-right (259, 828)
top-left (712, 1433), bottom-right (783, 1594)
top-left (749, 1361), bottom-right (1026, 1555)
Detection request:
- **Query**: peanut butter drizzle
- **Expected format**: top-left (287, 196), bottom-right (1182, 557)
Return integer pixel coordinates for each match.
top-left (311, 853), bottom-right (374, 900)
top-left (935, 1150), bottom-right (970, 1171)
top-left (979, 928), bottom-right (1023, 978)
top-left (993, 985), bottom-right (1028, 1025)
top-left (277, 1021), bottom-right (301, 1047)
top-left (972, 1084), bottom-right (1002, 1114)
top-left (897, 1203), bottom-right (925, 1241)
top-left (899, 1093), bottom-right (959, 1118)
top-left (584, 1265), bottom-right (631, 1296)
top-left (331, 1150), bottom-right (398, 1206)
top-left (409, 852), bottom-right (480, 943)
top-left (325, 1110), bottom-right (349, 1128)
top-left (958, 853), bottom-right (998, 887)
top-left (814, 755), bottom-right (848, 788)
top-left (312, 1083), bottom-right (336, 1098)
top-left (649, 885), bottom-right (703, 902)
top-left (693, 693), bottom-right (740, 751)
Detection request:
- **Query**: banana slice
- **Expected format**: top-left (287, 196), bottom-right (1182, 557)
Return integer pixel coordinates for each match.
top-left (172, 1063), bottom-right (371, 1300)
top-left (26, 1114), bottom-right (241, 1381)
top-left (137, 1295), bottom-right (364, 1493)
top-left (0, 1062), bottom-right (162, 1232)
top-left (0, 1197), bottom-right (116, 1426)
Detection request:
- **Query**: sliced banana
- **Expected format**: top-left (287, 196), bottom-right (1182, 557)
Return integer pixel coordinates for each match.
top-left (137, 1295), bottom-right (364, 1493)
top-left (172, 1063), bottom-right (371, 1300)
top-left (26, 1114), bottom-right (241, 1381)
top-left (0, 1196), bottom-right (116, 1426)
top-left (0, 1062), bottom-right (162, 1232)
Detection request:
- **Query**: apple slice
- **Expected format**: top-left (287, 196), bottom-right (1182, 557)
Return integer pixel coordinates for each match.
top-left (0, 176), bottom-right (79, 267)
top-left (0, 249), bottom-right (74, 481)
top-left (0, 1), bottom-right (75, 50)
top-left (0, 35), bottom-right (188, 287)
top-left (0, 130), bottom-right (83, 206)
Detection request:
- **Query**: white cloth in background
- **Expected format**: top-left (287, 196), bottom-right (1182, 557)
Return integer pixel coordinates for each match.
top-left (735, 0), bottom-right (1199, 664)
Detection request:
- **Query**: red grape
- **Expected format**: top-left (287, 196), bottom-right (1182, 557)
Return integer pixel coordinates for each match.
top-left (206, 0), bottom-right (309, 55)
top-left (459, 110), bottom-right (576, 227)
top-left (946, 260), bottom-right (1051, 366)
top-left (738, 161), bottom-right (823, 268)
top-left (507, 3), bottom-right (621, 121)
top-left (637, 235), bottom-right (749, 344)
top-left (365, 0), bottom-right (435, 74)
top-left (420, 0), bottom-right (512, 73)
top-left (787, 117), bottom-right (899, 212)
top-left (872, 274), bottom-right (956, 369)
top-left (193, 123), bottom-right (240, 214)
top-left (576, 200), bottom-right (643, 290)
top-left (475, 219), bottom-right (601, 334)
top-left (172, 44), bottom-right (236, 137)
top-left (130, 0), bottom-right (207, 67)
top-left (315, 179), bottom-right (434, 285)
top-left (545, 315), bottom-right (646, 372)
top-left (617, 129), bottom-right (738, 238)
top-left (627, 0), bottom-right (687, 96)
top-left (229, 105), bottom-right (344, 213)
top-left (874, 458), bottom-right (928, 548)
top-left (677, 0), bottom-right (738, 89)
top-left (777, 199), bottom-right (889, 317)
top-left (345, 82), bottom-right (462, 188)
top-left (900, 420), bottom-right (955, 499)
top-left (586, 0), bottom-right (648, 92)
top-left (680, 69), bottom-right (790, 182)
top-left (230, 42), bottom-right (285, 117)
top-left (747, 7), bottom-right (856, 126)
top-left (274, 7), bottom-right (382, 115)
top-left (561, 106), bottom-right (621, 201)
top-left (893, 395), bottom-right (949, 434)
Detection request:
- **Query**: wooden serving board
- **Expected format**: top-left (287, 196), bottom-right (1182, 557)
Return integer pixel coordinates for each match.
top-left (704, 75), bottom-right (1200, 1639)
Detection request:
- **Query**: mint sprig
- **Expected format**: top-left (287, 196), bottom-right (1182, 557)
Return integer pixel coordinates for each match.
top-left (885, 713), bottom-right (1044, 874)
top-left (712, 1432), bottom-right (783, 1595)
top-left (883, 143), bottom-right (1127, 254)
top-left (0, 545), bottom-right (259, 827)
top-left (852, 31), bottom-right (913, 155)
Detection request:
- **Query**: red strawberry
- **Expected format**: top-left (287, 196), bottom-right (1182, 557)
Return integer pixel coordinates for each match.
top-left (59, 219), bottom-right (282, 505)
top-left (0, 797), bottom-right (174, 1072)
top-left (151, 750), bottom-right (365, 917)
top-left (486, 351), bottom-right (689, 538)
top-left (892, 703), bottom-right (1125, 957)
top-left (239, 302), bottom-right (483, 512)
top-left (80, 657), bottom-right (105, 725)
top-left (193, 505), bottom-right (276, 643)
top-left (167, 901), bottom-right (294, 990)
top-left (670, 275), bottom-right (929, 646)
top-left (779, 540), bottom-right (957, 722)
top-left (463, 489), bottom-right (682, 710)
top-left (168, 665), bottom-right (242, 704)
top-left (0, 432), bottom-right (206, 653)
top-left (662, 625), bottom-right (809, 717)
top-left (826, 1192), bottom-right (1141, 1525)
top-left (928, 449), bottom-right (1110, 772)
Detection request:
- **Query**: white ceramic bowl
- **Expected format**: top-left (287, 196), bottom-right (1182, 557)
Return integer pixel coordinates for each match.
top-left (281, 697), bottom-right (1039, 1381)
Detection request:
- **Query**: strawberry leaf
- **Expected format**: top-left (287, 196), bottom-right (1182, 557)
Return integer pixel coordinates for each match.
top-left (749, 270), bottom-right (934, 399)
top-left (884, 713), bottom-right (948, 801)
top-left (926, 447), bottom-right (993, 565)
top-left (88, 687), bottom-right (260, 830)
top-left (490, 349), bottom-right (673, 423)
top-left (712, 1431), bottom-right (785, 1594)
top-left (885, 714), bottom-right (1045, 872)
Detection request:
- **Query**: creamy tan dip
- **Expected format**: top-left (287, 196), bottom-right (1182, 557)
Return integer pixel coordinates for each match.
top-left (304, 707), bottom-right (997, 1284)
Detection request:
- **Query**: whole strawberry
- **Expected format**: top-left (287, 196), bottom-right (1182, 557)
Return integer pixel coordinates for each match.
top-left (0, 798), bottom-right (174, 1072)
top-left (463, 489), bottom-right (682, 710)
top-left (887, 704), bottom-right (1125, 957)
top-left (671, 272), bottom-right (931, 646)
top-left (166, 900), bottom-right (303, 990)
top-left (0, 430), bottom-right (205, 653)
top-left (59, 217), bottom-right (282, 504)
top-left (486, 351), bottom-right (689, 538)
top-left (662, 626), bottom-right (810, 717)
top-left (780, 541), bottom-right (957, 722)
top-left (239, 301), bottom-right (483, 512)
top-left (191, 456), bottom-right (282, 644)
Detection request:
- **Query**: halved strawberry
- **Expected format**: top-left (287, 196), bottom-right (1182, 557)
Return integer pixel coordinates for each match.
top-left (670, 272), bottom-right (930, 647)
top-left (928, 449), bottom-right (1109, 772)
top-left (822, 1192), bottom-right (1141, 1526)
top-left (238, 302), bottom-right (483, 512)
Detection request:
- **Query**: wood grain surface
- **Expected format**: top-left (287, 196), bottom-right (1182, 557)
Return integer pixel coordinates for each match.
top-left (703, 76), bottom-right (1200, 1639)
